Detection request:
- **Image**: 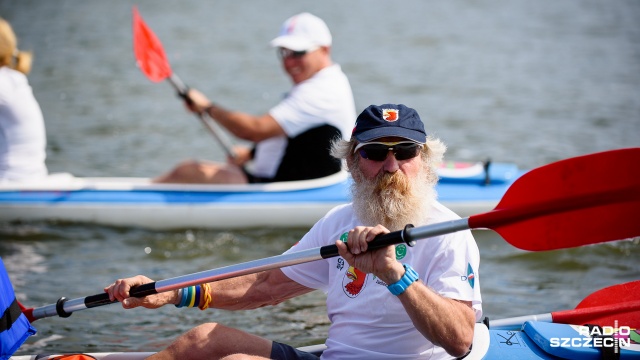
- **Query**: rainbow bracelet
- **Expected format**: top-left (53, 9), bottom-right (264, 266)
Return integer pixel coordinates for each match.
top-left (175, 285), bottom-right (202, 308)
top-left (194, 284), bottom-right (201, 308)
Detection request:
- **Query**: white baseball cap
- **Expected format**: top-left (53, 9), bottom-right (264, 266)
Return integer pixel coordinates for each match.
top-left (270, 13), bottom-right (332, 52)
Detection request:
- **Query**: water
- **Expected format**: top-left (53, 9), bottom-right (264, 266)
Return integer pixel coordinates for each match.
top-left (1, 0), bottom-right (639, 355)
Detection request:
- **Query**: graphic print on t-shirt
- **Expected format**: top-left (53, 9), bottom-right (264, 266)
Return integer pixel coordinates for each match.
top-left (338, 232), bottom-right (413, 298)
top-left (342, 265), bottom-right (368, 298)
top-left (338, 231), bottom-right (369, 298)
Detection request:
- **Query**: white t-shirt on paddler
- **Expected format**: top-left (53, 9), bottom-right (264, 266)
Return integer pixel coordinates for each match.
top-left (250, 64), bottom-right (355, 179)
top-left (282, 202), bottom-right (483, 360)
top-left (0, 67), bottom-right (48, 182)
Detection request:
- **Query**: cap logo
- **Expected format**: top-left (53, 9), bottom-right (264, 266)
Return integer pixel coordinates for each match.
top-left (285, 16), bottom-right (298, 34)
top-left (382, 109), bottom-right (399, 122)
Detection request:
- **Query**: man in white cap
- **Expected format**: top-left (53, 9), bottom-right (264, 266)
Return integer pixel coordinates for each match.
top-left (155, 13), bottom-right (356, 184)
top-left (107, 104), bottom-right (481, 359)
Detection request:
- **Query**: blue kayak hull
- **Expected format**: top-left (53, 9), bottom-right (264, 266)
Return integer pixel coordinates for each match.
top-left (0, 162), bottom-right (526, 229)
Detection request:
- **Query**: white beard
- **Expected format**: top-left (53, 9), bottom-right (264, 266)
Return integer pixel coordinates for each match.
top-left (350, 163), bottom-right (437, 231)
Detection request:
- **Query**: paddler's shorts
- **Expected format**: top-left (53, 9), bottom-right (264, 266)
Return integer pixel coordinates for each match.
top-left (270, 341), bottom-right (320, 360)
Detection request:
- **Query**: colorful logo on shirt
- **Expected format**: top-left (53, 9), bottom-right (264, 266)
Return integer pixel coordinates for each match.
top-left (382, 109), bottom-right (399, 122)
top-left (342, 265), bottom-right (368, 298)
top-left (395, 244), bottom-right (407, 260)
top-left (338, 231), bottom-right (369, 297)
top-left (460, 263), bottom-right (475, 289)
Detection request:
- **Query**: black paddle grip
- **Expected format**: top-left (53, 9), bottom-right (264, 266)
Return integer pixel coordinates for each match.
top-left (84, 282), bottom-right (158, 309)
top-left (130, 282), bottom-right (158, 298)
top-left (178, 89), bottom-right (191, 102)
top-left (85, 293), bottom-right (113, 308)
top-left (319, 224), bottom-right (415, 259)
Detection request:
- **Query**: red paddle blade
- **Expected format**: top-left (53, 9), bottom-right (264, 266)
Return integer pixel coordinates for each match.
top-left (576, 280), bottom-right (640, 309)
top-left (552, 281), bottom-right (640, 327)
top-left (551, 301), bottom-right (640, 328)
top-left (132, 6), bottom-right (172, 82)
top-left (469, 148), bottom-right (640, 251)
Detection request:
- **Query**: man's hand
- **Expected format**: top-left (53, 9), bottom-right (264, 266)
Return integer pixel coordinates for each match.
top-left (335, 224), bottom-right (406, 285)
top-left (185, 88), bottom-right (212, 114)
top-left (104, 275), bottom-right (178, 309)
top-left (227, 146), bottom-right (252, 166)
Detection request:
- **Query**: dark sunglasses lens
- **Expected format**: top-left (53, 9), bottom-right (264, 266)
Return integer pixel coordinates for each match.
top-left (279, 48), bottom-right (306, 59)
top-left (358, 145), bottom-right (389, 161)
top-left (394, 144), bottom-right (421, 160)
top-left (359, 144), bottom-right (421, 161)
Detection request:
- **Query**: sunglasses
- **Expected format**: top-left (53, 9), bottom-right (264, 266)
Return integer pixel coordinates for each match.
top-left (278, 46), bottom-right (319, 59)
top-left (355, 141), bottom-right (423, 162)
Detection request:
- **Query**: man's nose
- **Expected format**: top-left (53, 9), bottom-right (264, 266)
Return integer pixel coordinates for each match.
top-left (382, 150), bottom-right (399, 173)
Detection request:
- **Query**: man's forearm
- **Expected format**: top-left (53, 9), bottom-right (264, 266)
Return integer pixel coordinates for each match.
top-left (398, 281), bottom-right (475, 357)
top-left (205, 269), bottom-right (313, 311)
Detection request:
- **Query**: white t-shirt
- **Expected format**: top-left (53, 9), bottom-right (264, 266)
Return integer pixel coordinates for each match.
top-left (282, 202), bottom-right (482, 359)
top-left (251, 64), bottom-right (355, 178)
top-left (0, 67), bottom-right (47, 182)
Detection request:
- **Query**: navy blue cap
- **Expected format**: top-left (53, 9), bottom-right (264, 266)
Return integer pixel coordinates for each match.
top-left (351, 104), bottom-right (427, 143)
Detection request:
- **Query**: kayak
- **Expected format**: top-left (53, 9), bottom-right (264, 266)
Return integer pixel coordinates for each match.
top-left (9, 321), bottom-right (640, 359)
top-left (0, 160), bottom-right (525, 230)
top-left (7, 150), bottom-right (640, 358)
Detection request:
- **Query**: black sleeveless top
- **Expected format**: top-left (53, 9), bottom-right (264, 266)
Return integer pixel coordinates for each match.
top-left (247, 124), bottom-right (343, 183)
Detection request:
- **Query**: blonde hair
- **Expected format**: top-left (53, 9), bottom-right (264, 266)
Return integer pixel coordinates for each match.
top-left (0, 18), bottom-right (32, 75)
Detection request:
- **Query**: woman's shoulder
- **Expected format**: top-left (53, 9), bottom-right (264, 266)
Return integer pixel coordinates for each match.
top-left (0, 66), bottom-right (28, 81)
top-left (0, 67), bottom-right (30, 97)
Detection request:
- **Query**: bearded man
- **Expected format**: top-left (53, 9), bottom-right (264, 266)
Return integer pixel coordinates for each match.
top-left (105, 104), bottom-right (482, 360)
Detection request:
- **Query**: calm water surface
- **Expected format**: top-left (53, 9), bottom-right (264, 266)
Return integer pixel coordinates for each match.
top-left (1, 0), bottom-right (639, 355)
